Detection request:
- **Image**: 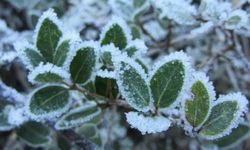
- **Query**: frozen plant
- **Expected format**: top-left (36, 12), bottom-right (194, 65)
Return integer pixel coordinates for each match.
top-left (1, 0), bottom-right (250, 149)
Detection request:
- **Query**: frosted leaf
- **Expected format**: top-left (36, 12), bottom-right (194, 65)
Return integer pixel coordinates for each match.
top-left (67, 41), bottom-right (99, 84)
top-left (213, 123), bottom-right (250, 149)
top-left (34, 8), bottom-right (64, 48)
top-left (125, 111), bottom-right (171, 134)
top-left (114, 54), bottom-right (153, 112)
top-left (16, 121), bottom-right (52, 147)
top-left (224, 10), bottom-right (248, 30)
top-left (199, 92), bottom-right (248, 140)
top-left (100, 16), bottom-right (132, 49)
top-left (55, 102), bottom-right (101, 130)
top-left (153, 0), bottom-right (197, 25)
top-left (149, 51), bottom-right (193, 110)
top-left (14, 41), bottom-right (45, 70)
top-left (26, 84), bottom-right (72, 121)
top-left (0, 81), bottom-right (25, 103)
top-left (53, 31), bottom-right (81, 67)
top-left (28, 63), bottom-right (70, 84)
top-left (7, 106), bottom-right (28, 126)
top-left (182, 72), bottom-right (216, 132)
top-left (143, 20), bottom-right (167, 41)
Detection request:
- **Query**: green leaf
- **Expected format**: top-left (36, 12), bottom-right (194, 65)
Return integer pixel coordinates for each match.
top-left (35, 10), bottom-right (62, 62)
top-left (130, 24), bottom-right (141, 39)
top-left (55, 103), bottom-right (101, 130)
top-left (214, 123), bottom-right (250, 149)
top-left (27, 85), bottom-right (71, 119)
top-left (28, 63), bottom-right (70, 83)
top-left (16, 121), bottom-right (51, 147)
top-left (23, 48), bottom-right (45, 67)
top-left (70, 46), bottom-right (97, 84)
top-left (53, 40), bottom-right (70, 66)
top-left (199, 93), bottom-right (248, 140)
top-left (185, 79), bottom-right (211, 128)
top-left (101, 18), bottom-right (131, 49)
top-left (116, 59), bottom-right (151, 112)
top-left (0, 101), bottom-right (14, 131)
top-left (200, 101), bottom-right (239, 139)
top-left (150, 59), bottom-right (186, 108)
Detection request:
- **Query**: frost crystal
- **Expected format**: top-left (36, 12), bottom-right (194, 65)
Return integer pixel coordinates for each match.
top-left (153, 0), bottom-right (197, 25)
top-left (126, 112), bottom-right (171, 134)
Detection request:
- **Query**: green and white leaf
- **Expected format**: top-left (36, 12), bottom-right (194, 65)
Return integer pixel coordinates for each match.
top-left (199, 93), bottom-right (248, 140)
top-left (15, 41), bottom-right (45, 70)
top-left (213, 123), bottom-right (250, 150)
top-left (114, 55), bottom-right (152, 112)
top-left (34, 9), bottom-right (63, 63)
top-left (53, 32), bottom-right (80, 67)
top-left (67, 41), bottom-right (99, 84)
top-left (55, 102), bottom-right (101, 130)
top-left (184, 72), bottom-right (215, 130)
top-left (26, 85), bottom-right (71, 120)
top-left (125, 111), bottom-right (171, 134)
top-left (149, 51), bottom-right (192, 109)
top-left (16, 121), bottom-right (51, 147)
top-left (100, 16), bottom-right (132, 50)
top-left (28, 63), bottom-right (70, 84)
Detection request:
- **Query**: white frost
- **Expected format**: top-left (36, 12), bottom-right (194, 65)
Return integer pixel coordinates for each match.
top-left (153, 0), bottom-right (197, 25)
top-left (28, 63), bottom-right (70, 84)
top-left (0, 81), bottom-right (25, 103)
top-left (8, 106), bottom-right (28, 126)
top-left (125, 111), bottom-right (171, 134)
